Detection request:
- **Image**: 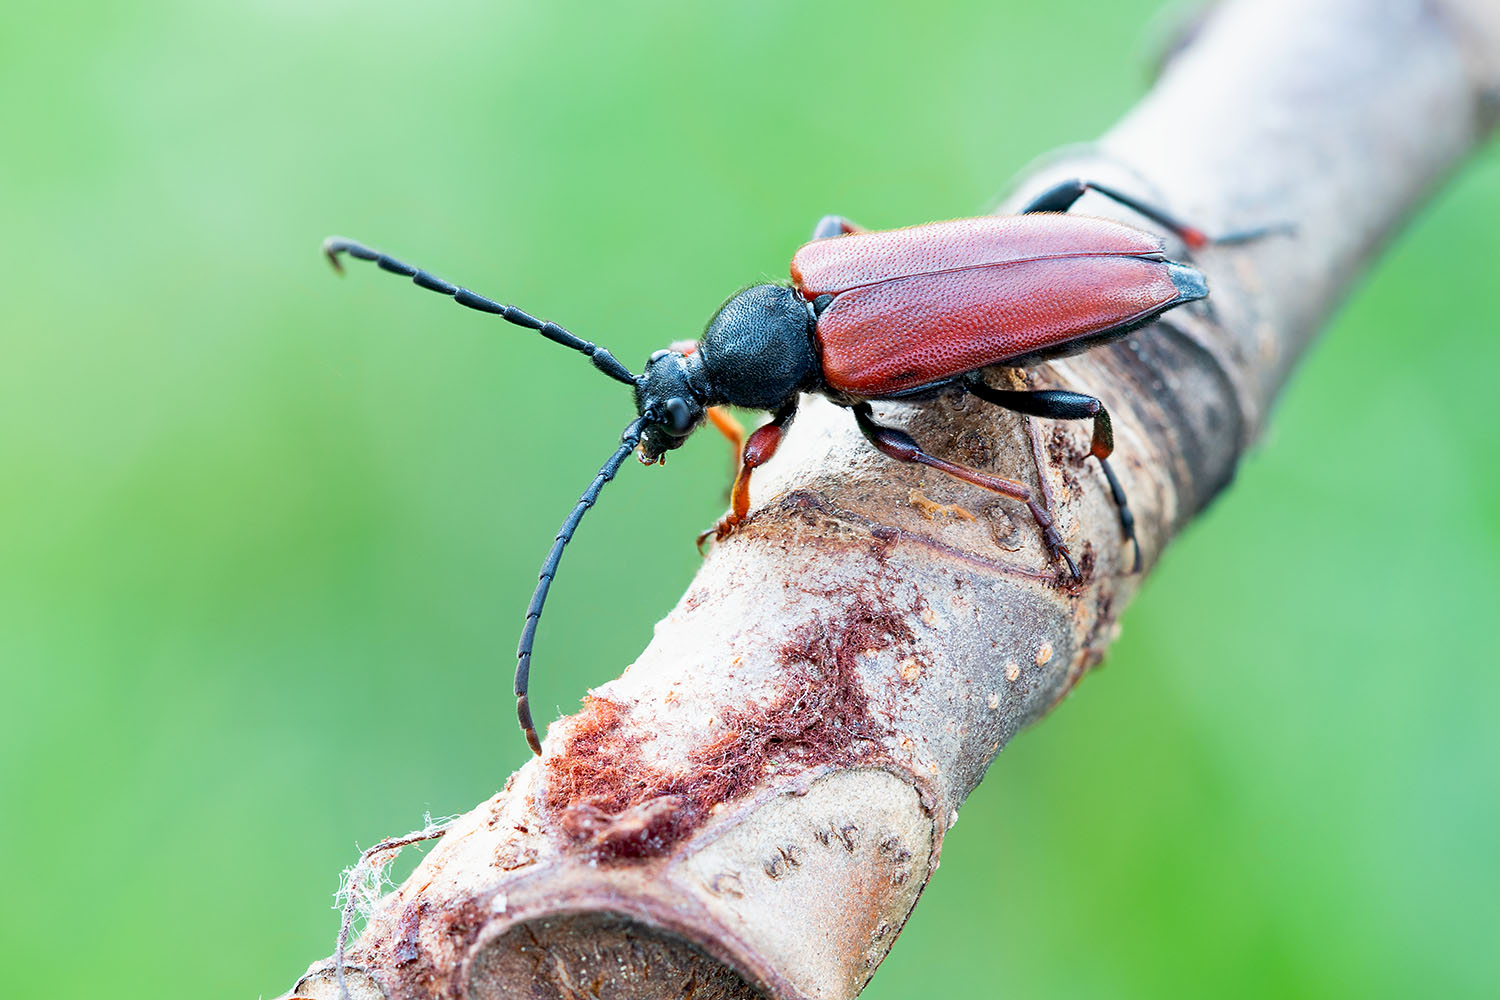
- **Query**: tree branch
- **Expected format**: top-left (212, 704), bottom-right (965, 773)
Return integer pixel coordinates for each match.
top-left (284, 2), bottom-right (1499, 997)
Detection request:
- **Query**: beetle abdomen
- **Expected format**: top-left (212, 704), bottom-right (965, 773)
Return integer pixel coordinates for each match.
top-left (791, 215), bottom-right (1197, 397)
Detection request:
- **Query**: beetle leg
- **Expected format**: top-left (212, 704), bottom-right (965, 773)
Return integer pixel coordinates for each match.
top-left (852, 403), bottom-right (1079, 581)
top-left (697, 401), bottom-right (798, 550)
top-left (965, 381), bottom-right (1140, 572)
top-left (1018, 178), bottom-right (1287, 250)
top-left (810, 215), bottom-right (868, 240)
top-left (1020, 178), bottom-right (1209, 248)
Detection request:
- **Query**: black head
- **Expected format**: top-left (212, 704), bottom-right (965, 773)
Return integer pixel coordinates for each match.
top-left (635, 346), bottom-right (713, 463)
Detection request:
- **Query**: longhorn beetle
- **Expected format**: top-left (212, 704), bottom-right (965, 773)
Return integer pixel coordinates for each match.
top-left (325, 178), bottom-right (1255, 756)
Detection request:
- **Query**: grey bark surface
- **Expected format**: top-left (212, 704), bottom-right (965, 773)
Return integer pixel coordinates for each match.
top-left (285, 1), bottom-right (1500, 997)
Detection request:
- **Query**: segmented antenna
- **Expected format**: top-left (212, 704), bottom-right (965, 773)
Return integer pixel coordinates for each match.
top-left (323, 237), bottom-right (637, 386)
top-left (516, 417), bottom-right (647, 755)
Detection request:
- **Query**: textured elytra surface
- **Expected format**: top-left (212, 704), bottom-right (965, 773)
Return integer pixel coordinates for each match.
top-left (813, 258), bottom-right (1180, 396)
top-left (790, 215), bottom-right (1179, 396)
top-left (790, 215), bottom-right (1165, 291)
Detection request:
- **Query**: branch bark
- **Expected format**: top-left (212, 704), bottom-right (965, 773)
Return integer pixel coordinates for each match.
top-left (285, 2), bottom-right (1499, 997)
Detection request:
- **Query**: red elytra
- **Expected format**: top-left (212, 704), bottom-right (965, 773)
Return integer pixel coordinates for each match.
top-left (791, 215), bottom-right (1180, 397)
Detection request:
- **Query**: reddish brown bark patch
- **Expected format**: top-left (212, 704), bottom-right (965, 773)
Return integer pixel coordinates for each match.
top-left (543, 601), bottom-right (912, 863)
top-left (353, 895), bottom-right (489, 1000)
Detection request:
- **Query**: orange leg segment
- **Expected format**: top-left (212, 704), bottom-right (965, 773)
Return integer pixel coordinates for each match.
top-left (697, 403), bottom-right (797, 550)
top-left (706, 405), bottom-right (745, 472)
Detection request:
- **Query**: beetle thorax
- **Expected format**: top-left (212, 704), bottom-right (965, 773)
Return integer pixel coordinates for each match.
top-left (698, 284), bottom-right (820, 411)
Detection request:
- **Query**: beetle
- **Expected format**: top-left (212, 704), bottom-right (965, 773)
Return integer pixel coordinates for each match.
top-left (325, 177), bottom-right (1247, 756)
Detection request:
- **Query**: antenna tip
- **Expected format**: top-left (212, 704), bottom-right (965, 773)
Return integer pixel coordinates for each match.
top-left (321, 236), bottom-right (348, 274)
top-left (518, 695), bottom-right (543, 756)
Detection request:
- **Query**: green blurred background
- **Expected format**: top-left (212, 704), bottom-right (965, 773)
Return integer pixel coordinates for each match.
top-left (2, 1), bottom-right (1496, 997)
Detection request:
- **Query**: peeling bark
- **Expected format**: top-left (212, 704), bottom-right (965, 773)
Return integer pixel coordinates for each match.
top-left (284, 2), bottom-right (1500, 997)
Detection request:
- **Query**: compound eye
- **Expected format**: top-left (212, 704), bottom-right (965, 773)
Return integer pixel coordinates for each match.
top-left (663, 397), bottom-right (695, 435)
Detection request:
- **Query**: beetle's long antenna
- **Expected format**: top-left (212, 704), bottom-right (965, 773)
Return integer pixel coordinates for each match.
top-left (323, 237), bottom-right (637, 386)
top-left (515, 416), bottom-right (647, 755)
